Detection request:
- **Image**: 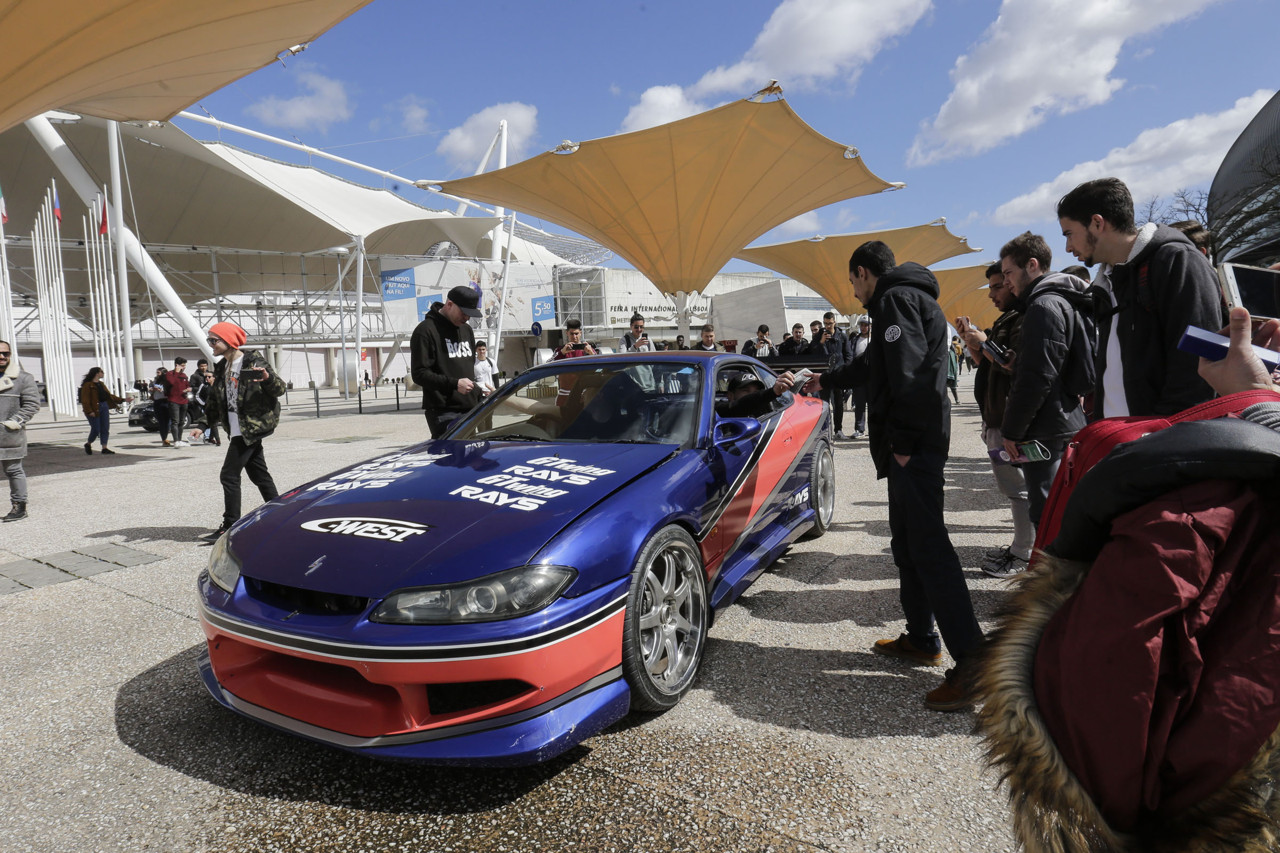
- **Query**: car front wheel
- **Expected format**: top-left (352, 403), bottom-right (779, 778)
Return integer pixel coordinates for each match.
top-left (621, 525), bottom-right (708, 712)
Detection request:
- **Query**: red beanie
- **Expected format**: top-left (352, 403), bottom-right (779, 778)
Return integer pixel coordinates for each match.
top-left (209, 321), bottom-right (246, 349)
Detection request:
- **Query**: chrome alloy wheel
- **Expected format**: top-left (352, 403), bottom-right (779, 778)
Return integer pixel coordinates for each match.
top-left (815, 442), bottom-right (836, 529)
top-left (623, 526), bottom-right (708, 710)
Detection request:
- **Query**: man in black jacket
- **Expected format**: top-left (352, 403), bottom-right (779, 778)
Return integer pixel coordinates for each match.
top-left (997, 232), bottom-right (1093, 529)
top-left (410, 285), bottom-right (484, 438)
top-left (811, 241), bottom-right (982, 712)
top-left (1057, 177), bottom-right (1222, 418)
top-left (958, 263), bottom-right (1033, 578)
top-left (809, 311), bottom-right (854, 438)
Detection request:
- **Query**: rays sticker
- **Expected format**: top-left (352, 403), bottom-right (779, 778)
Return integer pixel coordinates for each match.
top-left (884, 324), bottom-right (902, 342)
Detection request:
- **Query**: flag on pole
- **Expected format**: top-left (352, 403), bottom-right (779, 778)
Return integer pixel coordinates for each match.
top-left (54, 189), bottom-right (62, 224)
top-left (0, 182), bottom-right (7, 224)
top-left (99, 198), bottom-right (108, 235)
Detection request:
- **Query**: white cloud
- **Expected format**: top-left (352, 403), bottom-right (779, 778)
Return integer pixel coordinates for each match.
top-left (908, 0), bottom-right (1223, 166)
top-left (619, 85), bottom-right (708, 134)
top-left (437, 103), bottom-right (538, 171)
top-left (993, 89), bottom-right (1274, 226)
top-left (399, 96), bottom-right (429, 134)
top-left (775, 211), bottom-right (823, 237)
top-left (619, 0), bottom-right (931, 132)
top-left (245, 70), bottom-right (352, 133)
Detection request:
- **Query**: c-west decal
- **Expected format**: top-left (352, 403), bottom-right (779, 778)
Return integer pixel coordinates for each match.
top-left (299, 517), bottom-right (430, 542)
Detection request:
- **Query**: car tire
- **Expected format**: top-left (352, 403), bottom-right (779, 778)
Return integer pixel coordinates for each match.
top-left (802, 439), bottom-right (836, 539)
top-left (621, 525), bottom-right (708, 712)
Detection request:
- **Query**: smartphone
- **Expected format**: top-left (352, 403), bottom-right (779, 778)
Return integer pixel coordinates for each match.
top-left (1218, 263), bottom-right (1280, 323)
top-left (981, 339), bottom-right (1011, 366)
top-left (990, 441), bottom-right (1050, 465)
top-left (1178, 325), bottom-right (1280, 369)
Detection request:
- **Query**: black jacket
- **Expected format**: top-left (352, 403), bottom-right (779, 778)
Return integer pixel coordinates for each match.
top-left (1096, 225), bottom-right (1223, 418)
top-left (410, 306), bottom-right (482, 415)
top-left (1001, 273), bottom-right (1092, 442)
top-left (807, 327), bottom-right (853, 367)
top-left (823, 263), bottom-right (950, 477)
top-left (974, 309), bottom-right (1022, 428)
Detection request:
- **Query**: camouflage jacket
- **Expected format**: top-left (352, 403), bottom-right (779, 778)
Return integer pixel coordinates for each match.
top-left (206, 349), bottom-right (286, 444)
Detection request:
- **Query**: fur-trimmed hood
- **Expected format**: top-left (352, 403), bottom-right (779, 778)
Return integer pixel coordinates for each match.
top-left (976, 417), bottom-right (1280, 852)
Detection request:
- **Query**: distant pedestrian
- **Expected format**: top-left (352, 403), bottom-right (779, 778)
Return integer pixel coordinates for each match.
top-left (151, 366), bottom-right (170, 442)
top-left (0, 340), bottom-right (40, 522)
top-left (946, 338), bottom-right (960, 403)
top-left (79, 367), bottom-right (123, 455)
top-left (201, 322), bottom-right (287, 542)
top-left (473, 341), bottom-right (498, 396)
top-left (164, 357), bottom-right (191, 447)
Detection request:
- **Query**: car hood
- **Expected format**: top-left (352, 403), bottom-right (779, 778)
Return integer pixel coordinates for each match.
top-left (227, 439), bottom-right (675, 597)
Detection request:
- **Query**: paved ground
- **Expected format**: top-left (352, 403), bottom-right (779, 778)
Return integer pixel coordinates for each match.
top-left (0, 371), bottom-right (1023, 852)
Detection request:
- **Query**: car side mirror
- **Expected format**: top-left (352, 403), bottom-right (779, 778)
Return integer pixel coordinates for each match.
top-left (712, 417), bottom-right (762, 449)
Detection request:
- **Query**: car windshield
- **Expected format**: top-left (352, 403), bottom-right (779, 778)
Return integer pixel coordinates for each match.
top-left (452, 362), bottom-right (702, 445)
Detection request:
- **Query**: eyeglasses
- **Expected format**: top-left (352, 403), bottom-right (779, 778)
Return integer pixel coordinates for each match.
top-left (206, 336), bottom-right (223, 346)
top-left (0, 350), bottom-right (10, 356)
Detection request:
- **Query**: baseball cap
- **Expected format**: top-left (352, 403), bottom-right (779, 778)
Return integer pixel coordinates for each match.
top-left (447, 285), bottom-right (483, 318)
top-left (727, 374), bottom-right (766, 394)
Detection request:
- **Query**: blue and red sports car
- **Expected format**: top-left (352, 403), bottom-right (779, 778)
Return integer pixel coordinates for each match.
top-left (197, 352), bottom-right (835, 765)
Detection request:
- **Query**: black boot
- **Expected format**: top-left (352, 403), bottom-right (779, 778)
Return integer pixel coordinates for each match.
top-left (2, 501), bottom-right (27, 522)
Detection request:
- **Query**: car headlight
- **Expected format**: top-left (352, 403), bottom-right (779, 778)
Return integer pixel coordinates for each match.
top-left (369, 565), bottom-right (576, 624)
top-left (208, 533), bottom-right (242, 594)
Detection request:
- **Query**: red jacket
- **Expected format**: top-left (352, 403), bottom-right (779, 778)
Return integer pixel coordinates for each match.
top-left (164, 369), bottom-right (190, 404)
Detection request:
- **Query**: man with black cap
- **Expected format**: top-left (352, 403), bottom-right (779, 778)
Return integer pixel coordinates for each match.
top-left (411, 285), bottom-right (485, 438)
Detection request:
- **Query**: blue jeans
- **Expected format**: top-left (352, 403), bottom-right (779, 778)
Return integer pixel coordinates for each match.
top-left (86, 401), bottom-right (111, 446)
top-left (886, 451), bottom-right (983, 662)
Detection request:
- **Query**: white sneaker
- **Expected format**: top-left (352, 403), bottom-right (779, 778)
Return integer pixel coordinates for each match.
top-left (174, 440), bottom-right (190, 447)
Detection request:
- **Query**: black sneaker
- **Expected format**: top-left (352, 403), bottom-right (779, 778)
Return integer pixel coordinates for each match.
top-left (981, 550), bottom-right (1029, 579)
top-left (84, 442), bottom-right (93, 455)
top-left (200, 521), bottom-right (233, 542)
top-left (101, 448), bottom-right (115, 455)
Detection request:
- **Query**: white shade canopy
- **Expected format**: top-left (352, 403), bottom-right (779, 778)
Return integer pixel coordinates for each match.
top-left (0, 116), bottom-right (501, 260)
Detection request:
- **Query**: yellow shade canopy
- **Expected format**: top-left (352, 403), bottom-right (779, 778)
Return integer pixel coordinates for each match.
top-left (935, 264), bottom-right (1002, 331)
top-left (440, 96), bottom-right (901, 297)
top-left (735, 220), bottom-right (979, 315)
top-left (0, 0), bottom-right (373, 134)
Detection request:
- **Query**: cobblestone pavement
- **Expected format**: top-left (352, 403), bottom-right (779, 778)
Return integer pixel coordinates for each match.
top-left (0, 374), bottom-right (1022, 852)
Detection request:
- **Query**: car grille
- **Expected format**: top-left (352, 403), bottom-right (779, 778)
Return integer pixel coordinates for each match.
top-left (426, 680), bottom-right (529, 715)
top-left (248, 579), bottom-right (370, 615)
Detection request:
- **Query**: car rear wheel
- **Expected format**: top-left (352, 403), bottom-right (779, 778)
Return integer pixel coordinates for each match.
top-left (802, 440), bottom-right (836, 539)
top-left (621, 525), bottom-right (708, 712)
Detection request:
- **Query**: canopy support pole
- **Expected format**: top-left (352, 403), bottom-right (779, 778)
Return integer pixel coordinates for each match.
top-left (107, 121), bottom-right (136, 384)
top-left (354, 235), bottom-right (365, 394)
top-left (28, 114), bottom-right (212, 361)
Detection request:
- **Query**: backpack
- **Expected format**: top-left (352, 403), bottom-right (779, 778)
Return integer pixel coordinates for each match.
top-left (1033, 389), bottom-right (1280, 554)
top-left (1025, 284), bottom-right (1096, 401)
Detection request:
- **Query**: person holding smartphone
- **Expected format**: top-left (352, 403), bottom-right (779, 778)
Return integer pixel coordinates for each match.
top-left (619, 313), bottom-right (654, 353)
top-left (552, 318), bottom-right (596, 361)
top-left (201, 321), bottom-right (287, 542)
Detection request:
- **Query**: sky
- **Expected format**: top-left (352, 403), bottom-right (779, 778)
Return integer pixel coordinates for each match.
top-left (174, 0), bottom-right (1277, 276)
